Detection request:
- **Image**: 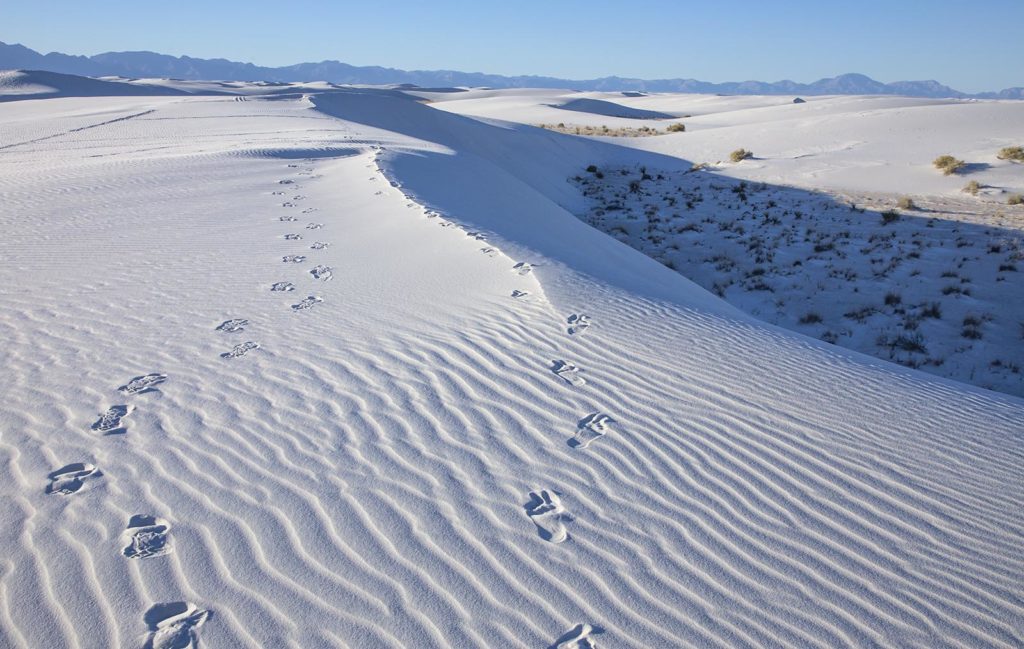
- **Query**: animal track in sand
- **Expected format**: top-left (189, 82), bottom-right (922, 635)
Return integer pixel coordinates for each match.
top-left (45, 463), bottom-right (102, 495)
top-left (467, 231), bottom-right (486, 241)
top-left (512, 262), bottom-right (533, 276)
top-left (552, 360), bottom-right (586, 386)
top-left (302, 207), bottom-right (319, 214)
top-left (221, 341), bottom-right (260, 359)
top-left (284, 233), bottom-right (302, 240)
top-left (119, 373), bottom-right (167, 395)
top-left (292, 295), bottom-right (323, 311)
top-left (278, 179), bottom-right (294, 185)
top-left (309, 241), bottom-right (329, 250)
top-left (567, 314), bottom-right (591, 336)
top-left (282, 202), bottom-right (295, 208)
top-left (511, 290), bottom-right (531, 299)
top-left (279, 215), bottom-right (298, 222)
top-left (282, 255), bottom-right (306, 263)
top-left (271, 282), bottom-right (296, 292)
top-left (92, 405), bottom-right (131, 435)
top-left (310, 265), bottom-right (333, 281)
top-left (569, 413), bottom-right (615, 449)
top-left (525, 490), bottom-right (571, 544)
top-left (122, 515), bottom-right (173, 559)
top-left (305, 222), bottom-right (323, 229)
top-left (553, 623), bottom-right (602, 649)
top-left (143, 602), bottom-right (211, 649)
top-left (480, 247), bottom-right (500, 257)
top-left (215, 319), bottom-right (248, 333)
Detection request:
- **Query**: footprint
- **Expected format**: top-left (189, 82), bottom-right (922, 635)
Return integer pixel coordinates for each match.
top-left (480, 247), bottom-right (500, 257)
top-left (302, 207), bottom-right (319, 214)
top-left (119, 373), bottom-right (167, 395)
top-left (525, 490), bottom-right (571, 544)
top-left (46, 463), bottom-right (102, 495)
top-left (511, 290), bottom-right (531, 299)
top-left (292, 295), bottom-right (323, 311)
top-left (284, 233), bottom-right (302, 240)
top-left (215, 319), bottom-right (248, 333)
top-left (310, 265), bottom-right (333, 281)
top-left (143, 602), bottom-right (210, 649)
top-left (466, 231), bottom-right (486, 241)
top-left (309, 241), bottom-right (330, 250)
top-left (282, 202), bottom-right (295, 208)
top-left (513, 262), bottom-right (533, 276)
top-left (221, 341), bottom-right (260, 359)
top-left (567, 314), bottom-right (591, 336)
top-left (270, 281), bottom-right (296, 292)
top-left (271, 191), bottom-right (285, 196)
top-left (278, 179), bottom-right (295, 185)
top-left (569, 413), bottom-right (615, 450)
top-left (552, 360), bottom-right (586, 386)
top-left (122, 515), bottom-right (173, 559)
top-left (305, 222), bottom-right (323, 229)
top-left (282, 255), bottom-right (306, 263)
top-left (92, 405), bottom-right (131, 435)
top-left (279, 215), bottom-right (298, 222)
top-left (553, 623), bottom-right (602, 649)
top-left (438, 220), bottom-right (454, 228)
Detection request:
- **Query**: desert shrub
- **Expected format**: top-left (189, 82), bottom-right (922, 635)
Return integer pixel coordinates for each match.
top-left (880, 210), bottom-right (900, 225)
top-left (884, 292), bottom-right (902, 306)
top-left (897, 196), bottom-right (916, 210)
top-left (666, 123), bottom-right (686, 133)
top-left (730, 148), bottom-right (753, 163)
top-left (1008, 194), bottom-right (1023, 206)
top-left (963, 180), bottom-right (980, 195)
top-left (921, 302), bottom-right (942, 319)
top-left (586, 164), bottom-right (598, 173)
top-left (799, 312), bottom-right (823, 324)
top-left (997, 146), bottom-right (1024, 162)
top-left (933, 155), bottom-right (965, 175)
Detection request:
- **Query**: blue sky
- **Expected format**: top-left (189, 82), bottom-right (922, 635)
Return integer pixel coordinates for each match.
top-left (4, 0), bottom-right (1022, 92)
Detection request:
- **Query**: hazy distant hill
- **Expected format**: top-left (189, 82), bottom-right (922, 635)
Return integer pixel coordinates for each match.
top-left (2, 40), bottom-right (1021, 99)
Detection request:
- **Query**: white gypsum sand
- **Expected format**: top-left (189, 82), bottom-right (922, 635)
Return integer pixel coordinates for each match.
top-left (0, 79), bottom-right (1022, 648)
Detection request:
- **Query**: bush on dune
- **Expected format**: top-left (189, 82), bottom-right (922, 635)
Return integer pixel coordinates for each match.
top-left (933, 155), bottom-right (965, 175)
top-left (730, 148), bottom-right (753, 163)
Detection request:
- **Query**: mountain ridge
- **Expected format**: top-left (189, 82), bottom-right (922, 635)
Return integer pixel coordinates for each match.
top-left (1, 40), bottom-right (1021, 99)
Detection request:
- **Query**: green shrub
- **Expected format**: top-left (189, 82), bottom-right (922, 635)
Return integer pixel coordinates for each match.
top-left (963, 180), bottom-right (980, 195)
top-left (730, 148), bottom-right (753, 163)
top-left (666, 123), bottom-right (686, 133)
top-left (997, 146), bottom-right (1024, 162)
top-left (933, 155), bottom-right (965, 175)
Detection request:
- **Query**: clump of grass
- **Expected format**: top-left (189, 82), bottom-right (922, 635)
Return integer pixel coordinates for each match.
top-left (799, 312), bottom-right (823, 324)
top-left (880, 209), bottom-right (900, 225)
top-left (996, 146), bottom-right (1024, 162)
top-left (1008, 194), bottom-right (1023, 206)
top-left (666, 123), bottom-right (686, 133)
top-left (897, 196), bottom-right (916, 210)
top-left (920, 302), bottom-right (942, 319)
top-left (884, 292), bottom-right (902, 306)
top-left (933, 155), bottom-right (965, 175)
top-left (730, 148), bottom-right (753, 163)
top-left (963, 180), bottom-right (981, 195)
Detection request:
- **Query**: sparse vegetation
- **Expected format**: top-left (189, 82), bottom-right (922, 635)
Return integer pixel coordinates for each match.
top-left (880, 210), bottom-right (900, 225)
top-left (933, 155), bottom-right (965, 175)
top-left (799, 312), bottom-right (823, 324)
top-left (730, 148), bottom-right (753, 163)
top-left (996, 146), bottom-right (1024, 162)
top-left (666, 123), bottom-right (686, 133)
top-left (539, 123), bottom-right (673, 137)
top-left (963, 180), bottom-right (981, 195)
top-left (1008, 194), bottom-right (1023, 206)
top-left (897, 196), bottom-right (916, 210)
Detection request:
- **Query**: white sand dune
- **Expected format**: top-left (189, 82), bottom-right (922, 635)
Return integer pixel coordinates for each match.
top-left (1, 84), bottom-right (1023, 648)
top-left (0, 69), bottom-right (189, 102)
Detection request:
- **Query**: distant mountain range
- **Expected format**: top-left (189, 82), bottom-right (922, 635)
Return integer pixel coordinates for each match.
top-left (2, 40), bottom-right (1021, 99)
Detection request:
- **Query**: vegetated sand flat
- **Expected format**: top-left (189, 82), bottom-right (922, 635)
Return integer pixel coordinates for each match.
top-left (0, 85), bottom-right (1023, 648)
top-left (436, 89), bottom-right (1024, 396)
